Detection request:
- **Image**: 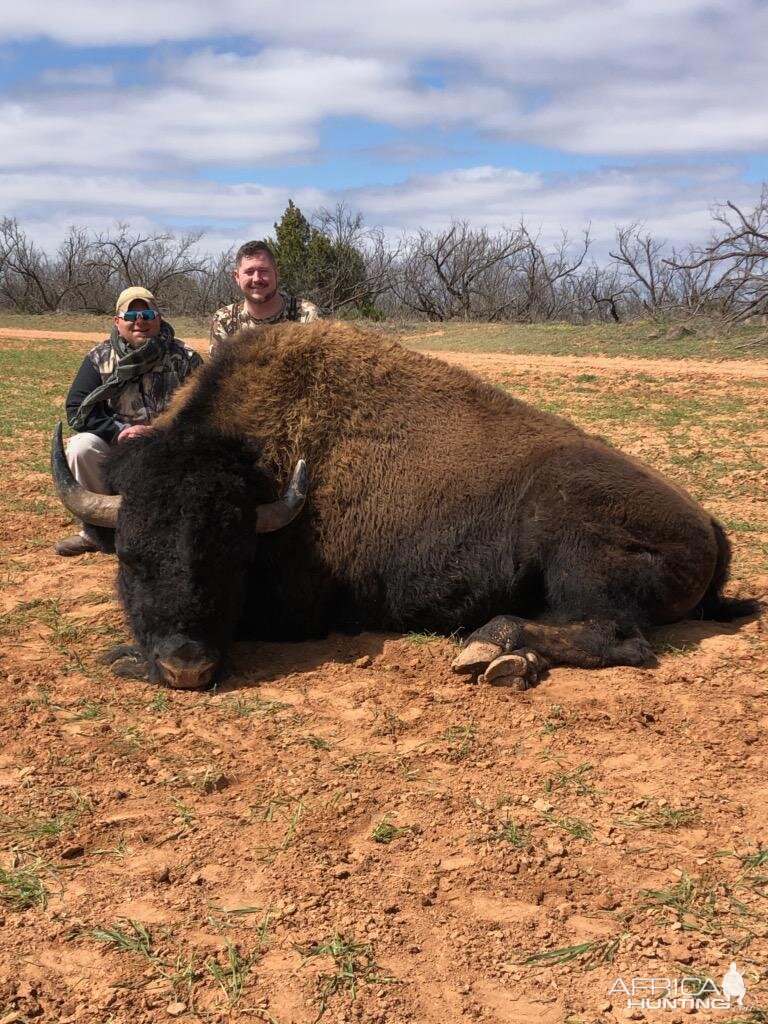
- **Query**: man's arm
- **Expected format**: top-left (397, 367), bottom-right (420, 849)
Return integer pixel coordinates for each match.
top-left (116, 424), bottom-right (153, 442)
top-left (209, 309), bottom-right (230, 358)
top-left (65, 356), bottom-right (126, 444)
top-left (173, 344), bottom-right (203, 378)
top-left (183, 350), bottom-right (204, 375)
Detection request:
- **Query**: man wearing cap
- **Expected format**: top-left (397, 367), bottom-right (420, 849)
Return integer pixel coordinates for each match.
top-left (209, 239), bottom-right (321, 357)
top-left (54, 287), bottom-right (202, 556)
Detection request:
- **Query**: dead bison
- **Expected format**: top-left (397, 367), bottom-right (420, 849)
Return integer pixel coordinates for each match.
top-left (52, 321), bottom-right (756, 689)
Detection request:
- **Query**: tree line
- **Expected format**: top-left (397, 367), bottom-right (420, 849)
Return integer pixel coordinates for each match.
top-left (1, 187), bottom-right (767, 323)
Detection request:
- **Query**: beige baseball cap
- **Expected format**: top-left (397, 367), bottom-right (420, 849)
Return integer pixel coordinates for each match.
top-left (115, 287), bottom-right (159, 314)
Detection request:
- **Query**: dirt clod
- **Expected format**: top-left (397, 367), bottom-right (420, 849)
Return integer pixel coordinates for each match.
top-left (59, 845), bottom-right (85, 860)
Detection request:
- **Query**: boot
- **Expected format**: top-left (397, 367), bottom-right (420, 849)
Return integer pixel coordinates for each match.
top-left (54, 533), bottom-right (100, 557)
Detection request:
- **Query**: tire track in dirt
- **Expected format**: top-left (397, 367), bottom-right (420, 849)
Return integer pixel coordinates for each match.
top-left (2, 326), bottom-right (768, 378)
top-left (426, 349), bottom-right (768, 379)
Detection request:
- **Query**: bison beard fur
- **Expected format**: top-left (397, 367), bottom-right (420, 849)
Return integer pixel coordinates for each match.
top-left (94, 321), bottom-right (756, 689)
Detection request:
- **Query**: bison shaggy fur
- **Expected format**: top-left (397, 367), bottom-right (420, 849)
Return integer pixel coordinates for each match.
top-left (99, 321), bottom-right (755, 688)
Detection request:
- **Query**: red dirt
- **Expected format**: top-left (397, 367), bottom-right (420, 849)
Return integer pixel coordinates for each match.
top-left (0, 328), bottom-right (110, 342)
top-left (0, 339), bottom-right (766, 1023)
top-left (429, 349), bottom-right (768, 379)
top-left (2, 326), bottom-right (768, 377)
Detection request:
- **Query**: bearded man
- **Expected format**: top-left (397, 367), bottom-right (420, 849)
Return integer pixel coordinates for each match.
top-left (208, 239), bottom-right (320, 357)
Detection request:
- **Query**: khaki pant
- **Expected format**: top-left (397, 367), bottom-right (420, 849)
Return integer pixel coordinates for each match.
top-left (65, 432), bottom-right (115, 495)
top-left (65, 433), bottom-right (115, 539)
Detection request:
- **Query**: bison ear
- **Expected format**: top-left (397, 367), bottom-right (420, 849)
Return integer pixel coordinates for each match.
top-left (255, 459), bottom-right (308, 534)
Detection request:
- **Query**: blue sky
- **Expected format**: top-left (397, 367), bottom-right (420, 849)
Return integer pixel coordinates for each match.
top-left (1, 1), bottom-right (766, 255)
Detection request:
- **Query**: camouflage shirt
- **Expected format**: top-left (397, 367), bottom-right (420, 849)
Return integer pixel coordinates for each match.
top-left (209, 293), bottom-right (321, 356)
top-left (66, 323), bottom-right (202, 444)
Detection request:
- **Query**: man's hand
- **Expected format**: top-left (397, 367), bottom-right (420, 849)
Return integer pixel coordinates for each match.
top-left (118, 424), bottom-right (154, 443)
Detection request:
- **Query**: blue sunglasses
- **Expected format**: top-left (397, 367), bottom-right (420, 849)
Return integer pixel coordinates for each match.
top-left (119, 309), bottom-right (158, 322)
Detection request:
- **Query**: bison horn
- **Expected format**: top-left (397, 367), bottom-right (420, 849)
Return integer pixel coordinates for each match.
top-left (51, 422), bottom-right (122, 528)
top-left (255, 459), bottom-right (308, 533)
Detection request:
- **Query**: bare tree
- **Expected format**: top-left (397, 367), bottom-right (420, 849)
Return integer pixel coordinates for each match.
top-left (667, 187), bottom-right (768, 321)
top-left (609, 224), bottom-right (681, 315)
top-left (392, 222), bottom-right (528, 320)
top-left (569, 261), bottom-right (629, 323)
top-left (90, 223), bottom-right (209, 301)
top-left (511, 226), bottom-right (591, 322)
top-left (170, 246), bottom-right (237, 316)
top-left (0, 219), bottom-right (93, 311)
top-left (309, 203), bottom-right (399, 313)
top-left (3, 188), bottom-right (768, 325)
top-left (357, 226), bottom-right (400, 316)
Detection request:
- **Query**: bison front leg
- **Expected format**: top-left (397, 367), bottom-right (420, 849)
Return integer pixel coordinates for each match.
top-left (452, 614), bottom-right (655, 687)
top-left (99, 642), bottom-right (150, 680)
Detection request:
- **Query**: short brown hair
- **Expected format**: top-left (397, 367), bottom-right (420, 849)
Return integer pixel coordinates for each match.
top-left (236, 240), bottom-right (276, 267)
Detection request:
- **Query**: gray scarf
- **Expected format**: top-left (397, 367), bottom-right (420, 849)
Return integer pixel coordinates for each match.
top-left (72, 321), bottom-right (173, 430)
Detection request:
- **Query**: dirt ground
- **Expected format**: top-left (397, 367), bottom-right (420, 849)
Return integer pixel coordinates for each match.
top-left (1, 339), bottom-right (767, 1024)
top-left (3, 326), bottom-right (768, 378)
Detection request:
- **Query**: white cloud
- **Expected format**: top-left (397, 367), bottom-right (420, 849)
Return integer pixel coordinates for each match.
top-left (2, 2), bottom-right (766, 160)
top-left (0, 0), bottom-right (736, 58)
top-left (348, 163), bottom-right (759, 252)
top-left (0, 2), bottom-right (223, 45)
top-left (0, 169), bottom-right (325, 224)
top-left (38, 66), bottom-right (115, 87)
top-left (0, 0), bottom-right (765, 249)
top-left (1, 162), bottom-right (758, 258)
top-left (0, 49), bottom-right (508, 171)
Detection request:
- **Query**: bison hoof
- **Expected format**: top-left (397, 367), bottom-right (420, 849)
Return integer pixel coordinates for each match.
top-left (99, 642), bottom-right (142, 665)
top-left (99, 643), bottom-right (150, 680)
top-left (111, 656), bottom-right (150, 680)
top-left (451, 641), bottom-right (503, 675)
top-left (479, 648), bottom-right (547, 690)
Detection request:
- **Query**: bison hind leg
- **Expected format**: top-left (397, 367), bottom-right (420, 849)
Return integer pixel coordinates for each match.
top-left (452, 614), bottom-right (656, 684)
top-left (600, 631), bottom-right (656, 667)
top-left (478, 647), bottom-right (549, 690)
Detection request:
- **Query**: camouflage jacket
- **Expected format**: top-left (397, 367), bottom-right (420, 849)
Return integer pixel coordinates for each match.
top-left (66, 324), bottom-right (202, 444)
top-left (209, 293), bottom-right (321, 356)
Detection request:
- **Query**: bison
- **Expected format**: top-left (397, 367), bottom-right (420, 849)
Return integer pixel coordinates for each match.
top-left (52, 321), bottom-right (756, 690)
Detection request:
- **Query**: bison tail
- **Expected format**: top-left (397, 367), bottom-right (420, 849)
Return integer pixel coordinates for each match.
top-left (695, 594), bottom-right (762, 622)
top-left (690, 518), bottom-right (760, 622)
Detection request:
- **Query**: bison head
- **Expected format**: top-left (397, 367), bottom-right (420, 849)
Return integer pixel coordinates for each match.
top-left (52, 423), bottom-right (306, 689)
